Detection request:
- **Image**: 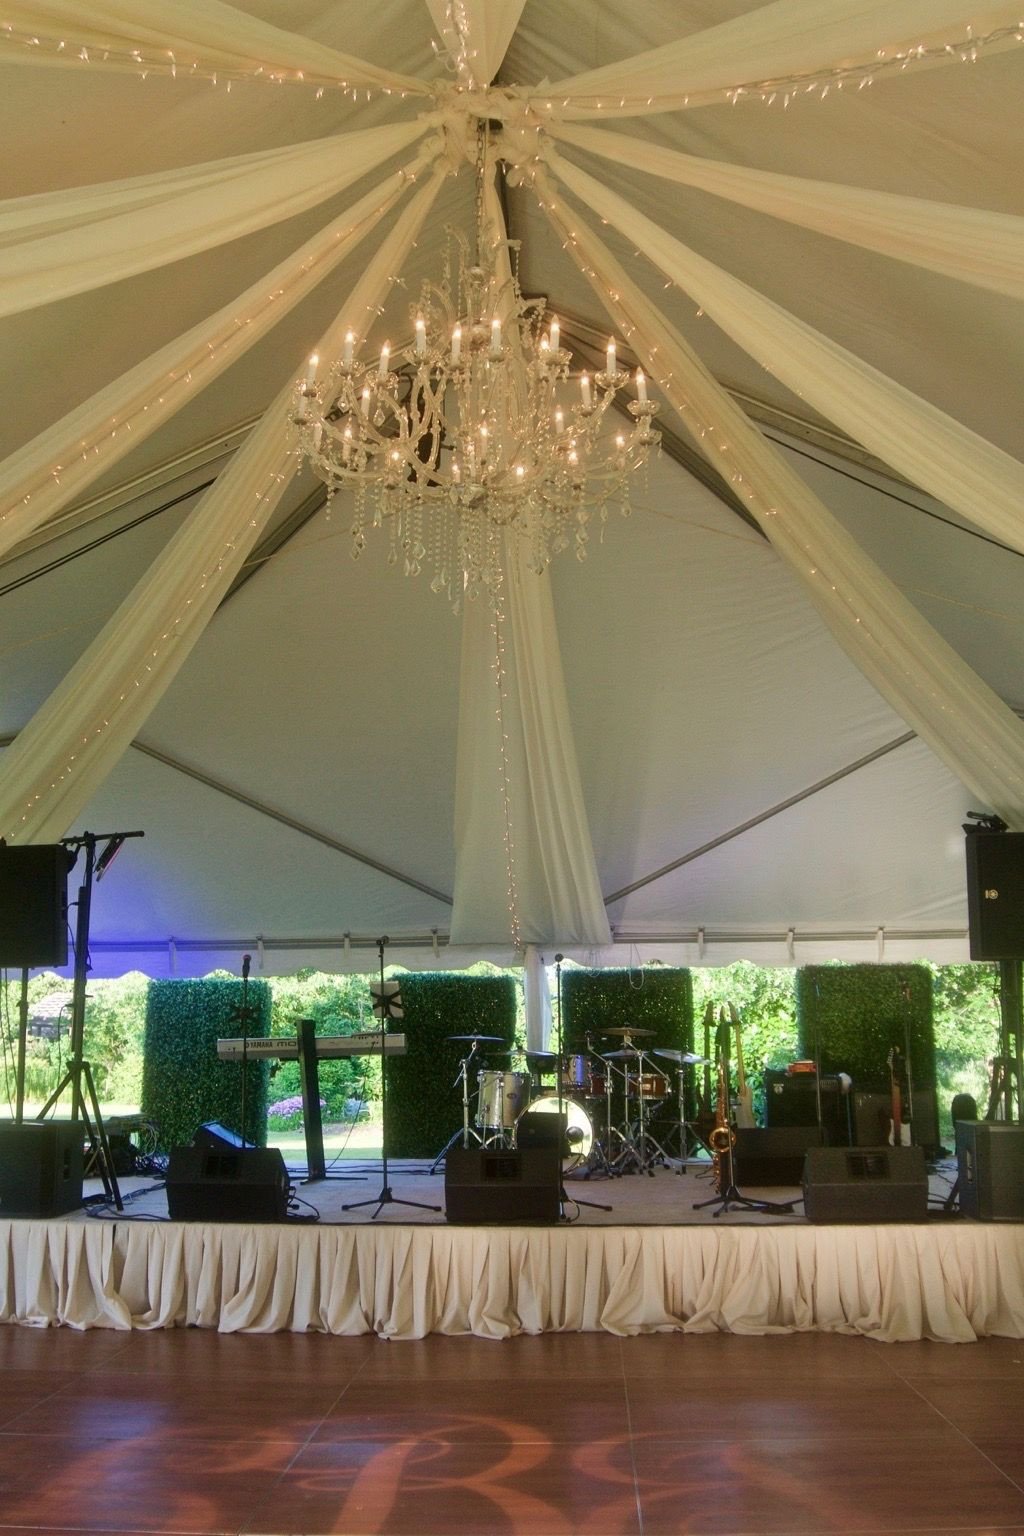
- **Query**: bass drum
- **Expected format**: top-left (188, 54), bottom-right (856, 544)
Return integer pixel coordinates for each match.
top-left (517, 1093), bottom-right (594, 1169)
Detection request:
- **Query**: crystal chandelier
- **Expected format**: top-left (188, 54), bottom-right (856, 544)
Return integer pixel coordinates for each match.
top-left (292, 149), bottom-right (659, 610)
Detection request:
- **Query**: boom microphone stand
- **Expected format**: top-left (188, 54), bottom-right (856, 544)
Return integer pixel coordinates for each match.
top-left (343, 938), bottom-right (440, 1219)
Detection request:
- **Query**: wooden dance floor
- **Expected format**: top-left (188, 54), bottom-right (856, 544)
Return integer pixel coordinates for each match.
top-left (1, 1324), bottom-right (1024, 1534)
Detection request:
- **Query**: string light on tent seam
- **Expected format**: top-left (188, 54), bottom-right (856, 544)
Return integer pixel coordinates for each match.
top-left (0, 24), bottom-right (417, 96)
top-left (0, 159), bottom-right (430, 536)
top-left (291, 128), bottom-right (660, 612)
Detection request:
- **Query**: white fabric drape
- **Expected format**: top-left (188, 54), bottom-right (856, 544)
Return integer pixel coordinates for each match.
top-left (449, 172), bottom-right (610, 948)
top-left (3, 1218), bottom-right (1023, 1342)
top-left (523, 945), bottom-right (552, 1051)
top-left (0, 170), bottom-right (446, 843)
top-left (551, 123), bottom-right (1024, 302)
top-left (0, 144), bottom-right (441, 564)
top-left (0, 0), bottom-right (426, 93)
top-left (424, 0), bottom-right (526, 84)
top-left (535, 170), bottom-right (1024, 829)
top-left (0, 120), bottom-right (428, 318)
top-left (540, 0), bottom-right (1023, 116)
top-left (546, 150), bottom-right (1024, 561)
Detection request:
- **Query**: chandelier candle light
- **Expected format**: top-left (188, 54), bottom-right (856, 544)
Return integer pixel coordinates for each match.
top-left (292, 212), bottom-right (659, 609)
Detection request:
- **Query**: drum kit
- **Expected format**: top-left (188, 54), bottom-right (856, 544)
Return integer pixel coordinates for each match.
top-left (431, 1027), bottom-right (709, 1178)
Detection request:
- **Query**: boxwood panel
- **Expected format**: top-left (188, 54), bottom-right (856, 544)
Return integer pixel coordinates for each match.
top-left (141, 978), bottom-right (271, 1152)
top-left (382, 973), bottom-right (516, 1157)
top-left (560, 967), bottom-right (693, 1055)
top-left (795, 964), bottom-right (935, 1095)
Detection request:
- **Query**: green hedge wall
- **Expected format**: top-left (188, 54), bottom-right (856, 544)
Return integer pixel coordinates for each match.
top-left (796, 964), bottom-right (938, 1146)
top-left (383, 973), bottom-right (516, 1157)
top-left (560, 967), bottom-right (693, 1055)
top-left (141, 979), bottom-right (272, 1151)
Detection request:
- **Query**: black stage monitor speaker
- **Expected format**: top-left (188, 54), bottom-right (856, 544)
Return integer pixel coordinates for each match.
top-left (165, 1145), bottom-right (289, 1222)
top-left (0, 844), bottom-right (70, 968)
top-left (0, 1120), bottom-right (84, 1216)
top-left (802, 1145), bottom-right (928, 1223)
top-left (956, 1120), bottom-right (1024, 1221)
top-left (966, 831), bottom-right (1024, 960)
top-left (734, 1127), bottom-right (823, 1186)
top-left (192, 1121), bottom-right (247, 1152)
top-left (444, 1144), bottom-right (560, 1223)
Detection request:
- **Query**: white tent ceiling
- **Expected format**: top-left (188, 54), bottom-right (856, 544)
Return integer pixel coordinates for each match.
top-left (1, 1), bottom-right (1022, 975)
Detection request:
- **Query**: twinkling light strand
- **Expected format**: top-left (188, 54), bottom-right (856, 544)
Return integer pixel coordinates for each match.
top-left (536, 22), bottom-right (1024, 113)
top-left (490, 586), bottom-right (523, 953)
top-left (0, 23), bottom-right (424, 96)
top-left (0, 148), bottom-right (442, 559)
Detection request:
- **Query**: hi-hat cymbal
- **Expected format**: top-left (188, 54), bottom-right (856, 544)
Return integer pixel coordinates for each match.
top-left (602, 1047), bottom-right (643, 1059)
top-left (602, 1026), bottom-right (655, 1038)
top-left (446, 1033), bottom-right (505, 1044)
top-left (653, 1049), bottom-right (710, 1065)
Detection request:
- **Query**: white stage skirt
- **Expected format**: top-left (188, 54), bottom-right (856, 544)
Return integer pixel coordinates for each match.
top-left (2, 1219), bottom-right (1024, 1341)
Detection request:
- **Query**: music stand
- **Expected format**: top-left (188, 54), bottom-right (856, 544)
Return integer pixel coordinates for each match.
top-left (342, 937), bottom-right (440, 1219)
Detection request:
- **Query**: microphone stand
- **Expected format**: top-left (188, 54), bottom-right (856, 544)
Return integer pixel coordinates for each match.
top-left (229, 953), bottom-right (255, 1147)
top-left (554, 954), bottom-right (611, 1217)
top-left (343, 937), bottom-right (440, 1219)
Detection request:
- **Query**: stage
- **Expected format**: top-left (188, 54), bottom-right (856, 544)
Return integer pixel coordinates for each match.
top-left (2, 1157), bottom-right (1024, 1343)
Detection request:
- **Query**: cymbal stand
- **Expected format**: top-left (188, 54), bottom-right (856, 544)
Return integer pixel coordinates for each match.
top-left (429, 1039), bottom-right (484, 1173)
top-left (580, 1055), bottom-right (621, 1179)
top-left (672, 1064), bottom-right (706, 1174)
top-left (615, 1051), bottom-right (668, 1175)
top-left (637, 1054), bottom-right (674, 1167)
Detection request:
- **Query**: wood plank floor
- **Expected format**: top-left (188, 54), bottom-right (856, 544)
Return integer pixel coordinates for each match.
top-left (0, 1324), bottom-right (1022, 1535)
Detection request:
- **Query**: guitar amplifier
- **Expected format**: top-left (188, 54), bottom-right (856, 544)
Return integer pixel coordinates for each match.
top-left (763, 1071), bottom-right (850, 1144)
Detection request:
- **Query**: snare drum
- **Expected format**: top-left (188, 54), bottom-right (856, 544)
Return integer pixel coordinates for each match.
top-left (476, 1070), bottom-right (531, 1129)
top-left (628, 1072), bottom-right (671, 1099)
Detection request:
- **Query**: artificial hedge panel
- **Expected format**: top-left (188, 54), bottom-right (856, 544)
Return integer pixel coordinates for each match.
top-left (141, 978), bottom-right (272, 1152)
top-left (560, 967), bottom-right (693, 1055)
top-left (795, 964), bottom-right (935, 1094)
top-left (382, 973), bottom-right (516, 1157)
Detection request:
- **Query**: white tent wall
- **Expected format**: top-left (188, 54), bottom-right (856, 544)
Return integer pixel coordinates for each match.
top-left (1, 2), bottom-right (1022, 975)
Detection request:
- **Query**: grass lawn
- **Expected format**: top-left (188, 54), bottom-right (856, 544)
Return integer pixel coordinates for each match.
top-left (267, 1118), bottom-right (383, 1159)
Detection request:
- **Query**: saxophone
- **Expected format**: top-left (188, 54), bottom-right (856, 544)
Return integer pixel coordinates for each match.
top-left (708, 1047), bottom-right (736, 1192)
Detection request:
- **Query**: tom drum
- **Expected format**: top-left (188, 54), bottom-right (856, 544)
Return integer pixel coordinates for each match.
top-left (475, 1070), bottom-right (531, 1129)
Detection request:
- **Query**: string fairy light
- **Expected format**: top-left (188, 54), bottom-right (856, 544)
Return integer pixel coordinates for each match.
top-left (0, 149), bottom-right (442, 551)
top-left (490, 591), bottom-right (522, 954)
top-left (0, 22), bottom-right (423, 97)
top-left (537, 22), bottom-right (1024, 113)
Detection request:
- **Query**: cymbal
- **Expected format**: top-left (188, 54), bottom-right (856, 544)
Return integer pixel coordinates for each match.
top-left (602, 1026), bottom-right (655, 1038)
top-left (446, 1033), bottom-right (505, 1044)
top-left (526, 1050), bottom-right (558, 1061)
top-left (602, 1047), bottom-right (643, 1059)
top-left (653, 1049), bottom-right (710, 1065)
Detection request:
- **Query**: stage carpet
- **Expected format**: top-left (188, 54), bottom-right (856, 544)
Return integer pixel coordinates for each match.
top-left (1, 1158), bottom-right (1023, 1343)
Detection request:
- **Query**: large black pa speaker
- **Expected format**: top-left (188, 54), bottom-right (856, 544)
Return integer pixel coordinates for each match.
top-left (0, 845), bottom-right (70, 968)
top-left (956, 1121), bottom-right (1024, 1220)
top-left (966, 832), bottom-right (1024, 960)
top-left (444, 1145), bottom-right (560, 1223)
top-left (734, 1126), bottom-right (823, 1186)
top-left (0, 1120), bottom-right (84, 1216)
top-left (165, 1145), bottom-right (289, 1222)
top-left (802, 1145), bottom-right (928, 1222)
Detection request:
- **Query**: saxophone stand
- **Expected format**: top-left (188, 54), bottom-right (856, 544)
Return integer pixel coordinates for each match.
top-left (554, 955), bottom-right (612, 1215)
top-left (694, 1035), bottom-right (795, 1218)
top-left (694, 1133), bottom-right (795, 1218)
top-left (343, 937), bottom-right (440, 1219)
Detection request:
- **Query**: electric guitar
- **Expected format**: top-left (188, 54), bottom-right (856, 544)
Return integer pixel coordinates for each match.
top-left (730, 1003), bottom-right (756, 1129)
